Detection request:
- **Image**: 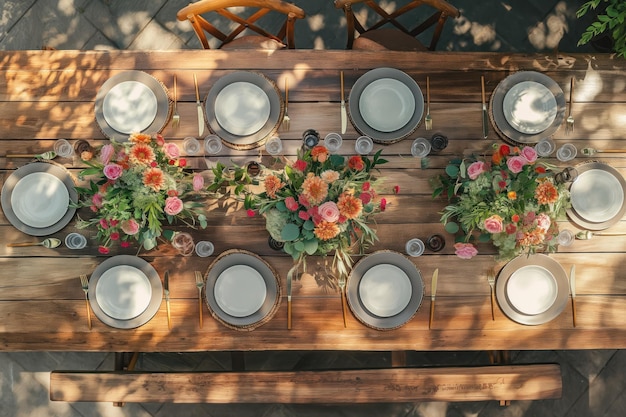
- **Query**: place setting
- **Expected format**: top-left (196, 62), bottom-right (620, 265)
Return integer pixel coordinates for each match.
top-left (346, 250), bottom-right (424, 330)
top-left (204, 71), bottom-right (284, 151)
top-left (202, 249), bottom-right (282, 331)
top-left (94, 70), bottom-right (171, 142)
top-left (489, 71), bottom-right (566, 145)
top-left (348, 67), bottom-right (424, 144)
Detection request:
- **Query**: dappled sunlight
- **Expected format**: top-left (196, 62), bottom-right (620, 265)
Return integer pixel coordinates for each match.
top-left (453, 15), bottom-right (497, 47)
top-left (527, 1), bottom-right (571, 50)
top-left (307, 14), bottom-right (325, 32)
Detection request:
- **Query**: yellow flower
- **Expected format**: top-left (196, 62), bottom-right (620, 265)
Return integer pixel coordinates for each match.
top-left (507, 191), bottom-right (517, 200)
top-left (314, 221), bottom-right (340, 240)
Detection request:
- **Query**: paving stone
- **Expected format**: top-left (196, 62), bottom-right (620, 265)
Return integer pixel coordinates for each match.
top-left (557, 349), bottom-right (616, 382)
top-left (154, 0), bottom-right (202, 46)
top-left (127, 18), bottom-right (186, 50)
top-left (579, 349), bottom-right (626, 416)
top-left (0, 0), bottom-right (37, 44)
top-left (82, 30), bottom-right (119, 50)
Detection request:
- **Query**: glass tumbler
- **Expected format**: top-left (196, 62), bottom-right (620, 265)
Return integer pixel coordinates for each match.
top-left (171, 232), bottom-right (195, 256)
top-left (323, 133), bottom-right (343, 153)
top-left (195, 240), bottom-right (215, 257)
top-left (535, 138), bottom-right (556, 157)
top-left (54, 139), bottom-right (74, 158)
top-left (355, 136), bottom-right (374, 155)
top-left (556, 143), bottom-right (577, 162)
top-left (204, 135), bottom-right (223, 155)
top-left (405, 238), bottom-right (425, 257)
top-left (265, 136), bottom-right (283, 156)
top-left (411, 137), bottom-right (431, 157)
top-left (183, 137), bottom-right (201, 155)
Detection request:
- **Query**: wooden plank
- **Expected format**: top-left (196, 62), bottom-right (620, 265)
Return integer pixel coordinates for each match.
top-left (49, 365), bottom-right (562, 403)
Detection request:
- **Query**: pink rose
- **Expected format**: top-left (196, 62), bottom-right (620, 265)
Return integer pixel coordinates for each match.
top-left (536, 213), bottom-right (551, 231)
top-left (103, 163), bottom-right (123, 180)
top-left (318, 201), bottom-right (340, 223)
top-left (162, 143), bottom-right (180, 159)
top-left (99, 144), bottom-right (115, 165)
top-left (454, 242), bottom-right (478, 259)
top-left (520, 146), bottom-right (538, 163)
top-left (164, 196), bottom-right (184, 216)
top-left (483, 214), bottom-right (504, 234)
top-left (285, 196), bottom-right (299, 212)
top-left (192, 174), bottom-right (204, 191)
top-left (506, 156), bottom-right (526, 173)
top-left (121, 219), bottom-right (139, 235)
top-left (467, 161), bottom-right (488, 180)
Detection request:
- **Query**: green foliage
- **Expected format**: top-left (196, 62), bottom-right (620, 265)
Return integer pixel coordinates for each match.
top-left (577, 0), bottom-right (626, 58)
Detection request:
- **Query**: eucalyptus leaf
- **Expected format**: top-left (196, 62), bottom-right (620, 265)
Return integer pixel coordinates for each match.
top-left (444, 222), bottom-right (460, 234)
top-left (281, 223), bottom-right (300, 241)
top-left (445, 164), bottom-right (459, 177)
top-left (478, 233), bottom-right (492, 243)
top-left (303, 239), bottom-right (319, 255)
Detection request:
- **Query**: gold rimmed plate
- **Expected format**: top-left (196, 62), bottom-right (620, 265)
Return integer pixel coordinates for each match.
top-left (567, 161), bottom-right (626, 230)
top-left (1, 162), bottom-right (78, 236)
top-left (496, 254), bottom-right (568, 326)
top-left (95, 70), bottom-right (171, 142)
top-left (346, 250), bottom-right (423, 330)
top-left (88, 255), bottom-right (162, 329)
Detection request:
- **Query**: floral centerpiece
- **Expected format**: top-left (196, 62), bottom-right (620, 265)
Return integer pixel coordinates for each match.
top-left (208, 145), bottom-right (390, 279)
top-left (431, 144), bottom-right (570, 260)
top-left (75, 133), bottom-right (208, 253)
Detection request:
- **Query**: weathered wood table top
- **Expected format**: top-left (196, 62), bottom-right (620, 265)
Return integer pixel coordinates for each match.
top-left (0, 50), bottom-right (625, 352)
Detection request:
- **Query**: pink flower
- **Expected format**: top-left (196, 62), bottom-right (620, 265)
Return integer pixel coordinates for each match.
top-left (318, 201), bottom-right (340, 223)
top-left (120, 241), bottom-right (131, 248)
top-left (99, 218), bottom-right (109, 229)
top-left (298, 194), bottom-right (310, 208)
top-left (467, 161), bottom-right (488, 180)
top-left (506, 156), bottom-right (527, 174)
top-left (162, 143), bottom-right (180, 159)
top-left (110, 219), bottom-right (118, 227)
top-left (308, 206), bottom-right (322, 225)
top-left (393, 185), bottom-right (400, 194)
top-left (454, 242), bottom-right (478, 259)
top-left (359, 192), bottom-right (372, 205)
top-left (98, 246), bottom-right (109, 254)
top-left (155, 134), bottom-right (165, 146)
top-left (380, 198), bottom-right (387, 212)
top-left (285, 196), bottom-right (299, 211)
top-left (103, 163), bottom-right (123, 180)
top-left (110, 232), bottom-right (120, 241)
top-left (298, 210), bottom-right (310, 221)
top-left (99, 144), bottom-right (115, 165)
top-left (121, 219), bottom-right (139, 235)
top-left (362, 182), bottom-right (371, 192)
top-left (293, 159), bottom-right (307, 171)
top-left (483, 214), bottom-right (504, 234)
top-left (92, 193), bottom-right (104, 208)
top-left (164, 196), bottom-right (184, 216)
top-left (192, 174), bottom-right (204, 191)
top-left (246, 209), bottom-right (255, 217)
top-left (506, 223), bottom-right (517, 235)
top-left (536, 213), bottom-right (551, 231)
top-left (520, 146), bottom-right (538, 163)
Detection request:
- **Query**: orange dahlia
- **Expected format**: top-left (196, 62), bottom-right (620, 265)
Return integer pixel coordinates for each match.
top-left (314, 221), bottom-right (340, 241)
top-left (143, 167), bottom-right (165, 191)
top-left (129, 133), bottom-right (153, 144)
top-left (310, 145), bottom-right (329, 163)
top-left (129, 143), bottom-right (155, 165)
top-left (535, 181), bottom-right (559, 205)
top-left (302, 176), bottom-right (328, 205)
top-left (320, 170), bottom-right (339, 183)
top-left (264, 174), bottom-right (283, 198)
top-left (337, 192), bottom-right (362, 219)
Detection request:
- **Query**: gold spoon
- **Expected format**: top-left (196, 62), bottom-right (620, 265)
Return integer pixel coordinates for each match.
top-left (5, 151), bottom-right (57, 160)
top-left (575, 231), bottom-right (626, 240)
top-left (7, 238), bottom-right (62, 248)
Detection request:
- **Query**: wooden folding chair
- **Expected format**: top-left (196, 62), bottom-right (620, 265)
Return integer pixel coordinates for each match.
top-left (177, 0), bottom-right (306, 50)
top-left (334, 0), bottom-right (460, 51)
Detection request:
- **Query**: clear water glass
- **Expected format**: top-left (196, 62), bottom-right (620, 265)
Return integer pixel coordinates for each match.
top-left (411, 137), bottom-right (431, 157)
top-left (183, 137), bottom-right (201, 155)
top-left (535, 138), bottom-right (556, 157)
top-left (556, 143), bottom-right (577, 162)
top-left (405, 238), bottom-right (425, 257)
top-left (557, 229), bottom-right (575, 247)
top-left (265, 136), bottom-right (283, 156)
top-left (171, 232), bottom-right (195, 256)
top-left (204, 135), bottom-right (223, 155)
top-left (53, 139), bottom-right (74, 158)
top-left (323, 132), bottom-right (343, 153)
top-left (195, 240), bottom-right (215, 257)
top-left (65, 232), bottom-right (87, 250)
top-left (355, 136), bottom-right (374, 155)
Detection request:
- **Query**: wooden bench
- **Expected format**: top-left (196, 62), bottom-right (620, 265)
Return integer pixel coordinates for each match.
top-left (50, 364), bottom-right (562, 404)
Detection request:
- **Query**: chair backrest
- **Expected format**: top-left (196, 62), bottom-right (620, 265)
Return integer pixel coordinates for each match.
top-left (177, 0), bottom-right (306, 49)
top-left (334, 0), bottom-right (460, 51)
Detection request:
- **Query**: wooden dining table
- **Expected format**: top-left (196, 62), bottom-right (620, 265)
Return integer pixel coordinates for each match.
top-left (0, 49), bottom-right (625, 354)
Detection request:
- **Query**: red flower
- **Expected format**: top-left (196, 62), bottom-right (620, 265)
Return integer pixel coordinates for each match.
top-left (110, 232), bottom-right (120, 241)
top-left (506, 223), bottom-right (517, 235)
top-left (121, 241), bottom-right (131, 248)
top-left (498, 180), bottom-right (506, 189)
top-left (167, 189), bottom-right (179, 197)
top-left (110, 219), bottom-right (119, 227)
top-left (246, 209), bottom-right (255, 217)
top-left (512, 214), bottom-right (520, 223)
top-left (179, 158), bottom-right (187, 167)
top-left (150, 161), bottom-right (157, 167)
top-left (499, 144), bottom-right (511, 156)
top-left (348, 155), bottom-right (365, 171)
top-left (293, 159), bottom-right (307, 171)
top-left (168, 159), bottom-right (175, 165)
top-left (393, 185), bottom-right (400, 194)
top-left (362, 182), bottom-right (371, 191)
top-left (380, 198), bottom-right (387, 211)
top-left (98, 246), bottom-right (109, 254)
top-left (535, 166), bottom-right (546, 174)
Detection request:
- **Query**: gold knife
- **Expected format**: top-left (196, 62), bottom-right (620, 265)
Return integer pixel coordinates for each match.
top-left (481, 75), bottom-right (488, 139)
top-left (570, 265), bottom-right (576, 328)
top-left (164, 270), bottom-right (171, 330)
top-left (193, 73), bottom-right (204, 137)
top-left (287, 263), bottom-right (295, 330)
top-left (340, 71), bottom-right (347, 134)
top-left (429, 268), bottom-right (438, 329)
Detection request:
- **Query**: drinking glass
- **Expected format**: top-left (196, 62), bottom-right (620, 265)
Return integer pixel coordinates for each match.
top-left (65, 232), bottom-right (87, 250)
top-left (171, 232), bottom-right (195, 256)
top-left (265, 136), bottom-right (283, 156)
top-left (557, 229), bottom-right (575, 247)
top-left (411, 137), bottom-right (431, 157)
top-left (405, 238), bottom-right (425, 257)
top-left (323, 132), bottom-right (343, 153)
top-left (183, 137), bottom-right (201, 155)
top-left (535, 138), bottom-right (556, 157)
top-left (195, 240), bottom-right (215, 257)
top-left (204, 135), bottom-right (223, 155)
top-left (355, 135), bottom-right (374, 155)
top-left (54, 139), bottom-right (74, 158)
top-left (429, 133), bottom-right (448, 152)
top-left (556, 143), bottom-right (577, 162)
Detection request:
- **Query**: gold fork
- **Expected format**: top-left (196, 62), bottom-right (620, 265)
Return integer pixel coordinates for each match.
top-left (194, 271), bottom-right (204, 329)
top-left (566, 77), bottom-right (574, 134)
top-left (282, 77), bottom-right (290, 131)
top-left (338, 275), bottom-right (347, 328)
top-left (425, 76), bottom-right (432, 130)
top-left (79, 274), bottom-right (92, 330)
top-left (487, 268), bottom-right (495, 321)
top-left (172, 75), bottom-right (180, 129)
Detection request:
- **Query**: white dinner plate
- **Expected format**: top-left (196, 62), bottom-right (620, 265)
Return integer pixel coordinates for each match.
top-left (214, 265), bottom-right (267, 317)
top-left (95, 265), bottom-right (153, 320)
top-left (102, 81), bottom-right (158, 134)
top-left (358, 264), bottom-right (412, 317)
top-left (503, 81), bottom-right (557, 134)
top-left (214, 82), bottom-right (271, 136)
top-left (10, 172), bottom-right (69, 228)
top-left (570, 169), bottom-right (624, 223)
top-left (506, 265), bottom-right (558, 315)
top-left (358, 78), bottom-right (415, 133)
